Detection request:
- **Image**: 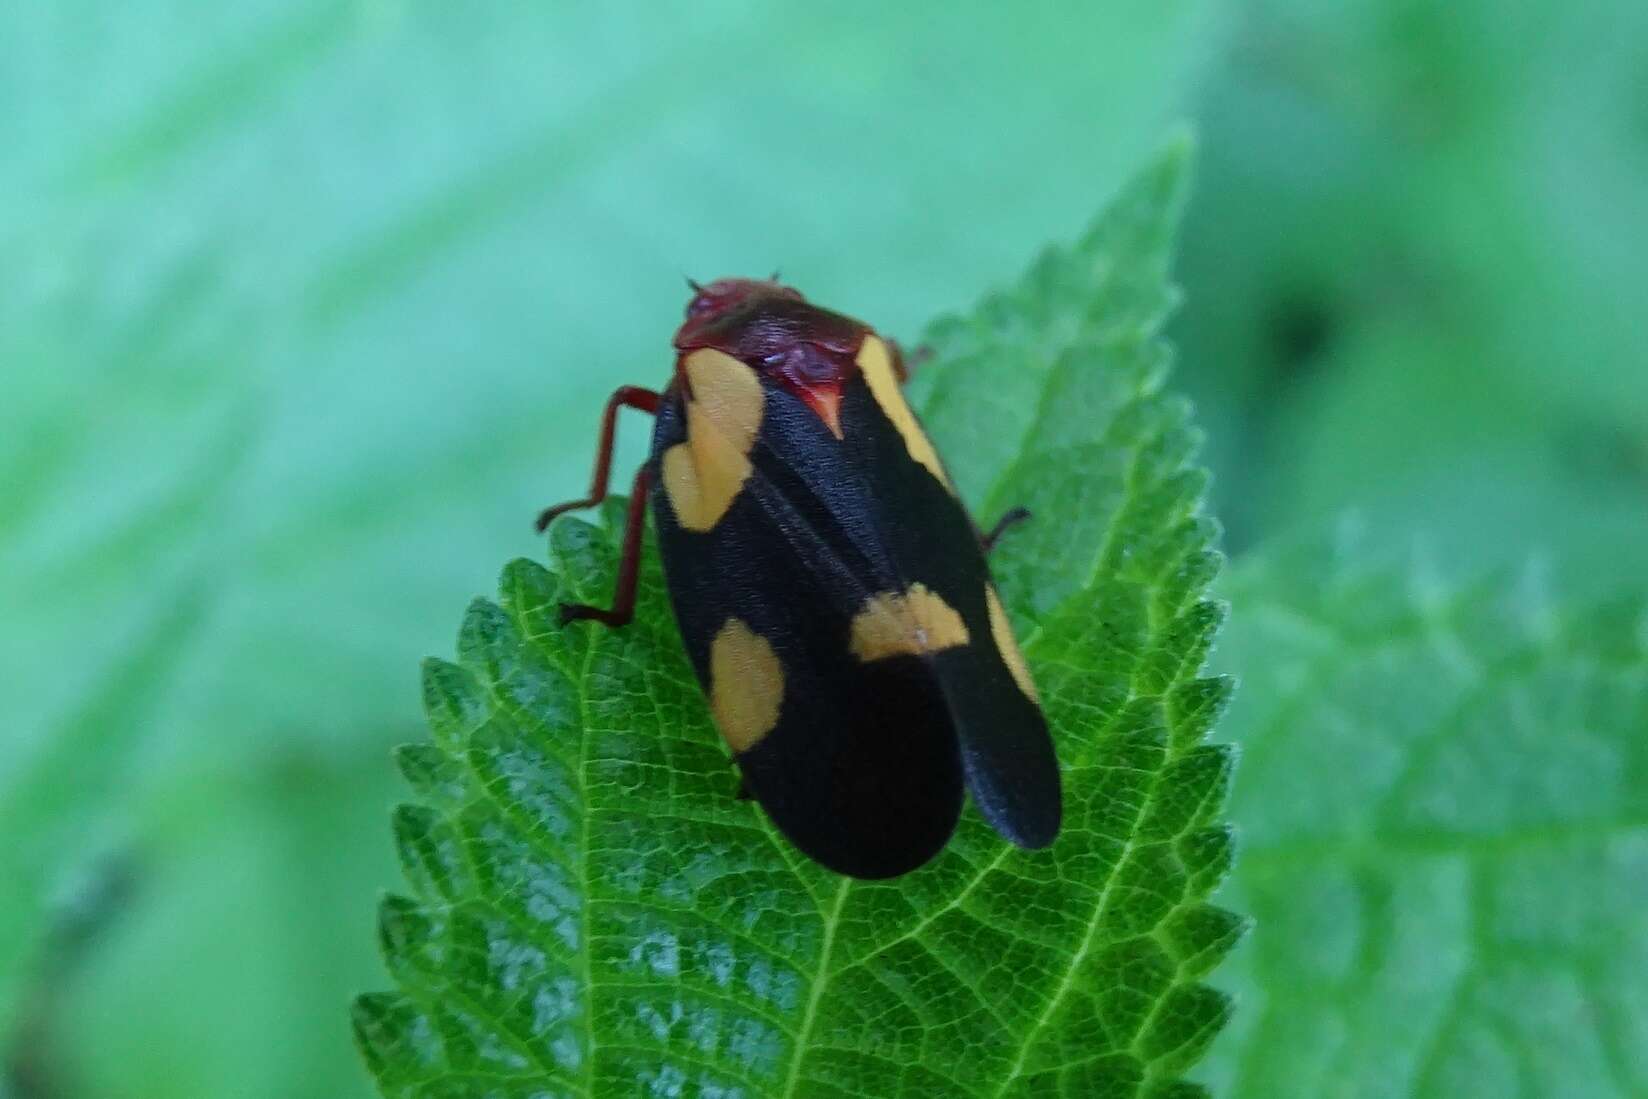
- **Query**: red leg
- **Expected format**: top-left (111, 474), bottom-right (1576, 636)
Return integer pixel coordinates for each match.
top-left (888, 339), bottom-right (934, 384)
top-left (534, 385), bottom-right (662, 532)
top-left (559, 464), bottom-right (653, 628)
top-left (981, 506), bottom-right (1032, 554)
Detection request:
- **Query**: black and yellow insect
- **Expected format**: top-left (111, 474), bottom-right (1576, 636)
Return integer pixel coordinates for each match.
top-left (536, 278), bottom-right (1060, 878)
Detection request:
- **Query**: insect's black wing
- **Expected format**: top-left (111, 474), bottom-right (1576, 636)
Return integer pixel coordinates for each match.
top-left (649, 375), bottom-right (964, 879)
top-left (832, 350), bottom-right (1062, 850)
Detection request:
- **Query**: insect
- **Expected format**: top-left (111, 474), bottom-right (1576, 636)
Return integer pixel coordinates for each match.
top-left (535, 277), bottom-right (1061, 878)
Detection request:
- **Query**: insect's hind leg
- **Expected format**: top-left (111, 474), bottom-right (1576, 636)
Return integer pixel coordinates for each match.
top-left (559, 464), bottom-right (654, 629)
top-left (535, 385), bottom-right (662, 532)
top-left (980, 506), bottom-right (1032, 554)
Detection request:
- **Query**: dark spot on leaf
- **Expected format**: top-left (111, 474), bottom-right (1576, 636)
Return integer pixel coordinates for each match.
top-left (1263, 292), bottom-right (1337, 384)
top-left (1555, 417), bottom-right (1648, 485)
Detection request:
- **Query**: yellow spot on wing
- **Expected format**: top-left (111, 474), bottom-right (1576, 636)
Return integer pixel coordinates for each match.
top-left (850, 583), bottom-right (970, 662)
top-left (684, 348), bottom-right (764, 448)
top-left (856, 335), bottom-right (952, 491)
top-left (662, 349), bottom-right (765, 531)
top-left (986, 585), bottom-right (1040, 703)
top-left (710, 618), bottom-right (785, 753)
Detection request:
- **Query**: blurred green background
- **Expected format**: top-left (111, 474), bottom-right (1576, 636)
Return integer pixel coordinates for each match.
top-left (3, 2), bottom-right (1643, 1097)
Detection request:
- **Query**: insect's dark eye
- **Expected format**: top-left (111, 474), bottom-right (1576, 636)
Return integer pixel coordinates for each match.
top-left (786, 345), bottom-right (837, 384)
top-left (686, 296), bottom-right (717, 319)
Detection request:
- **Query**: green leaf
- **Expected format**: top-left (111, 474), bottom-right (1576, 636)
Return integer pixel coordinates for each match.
top-left (1200, 534), bottom-right (1648, 1097)
top-left (356, 139), bottom-right (1244, 1098)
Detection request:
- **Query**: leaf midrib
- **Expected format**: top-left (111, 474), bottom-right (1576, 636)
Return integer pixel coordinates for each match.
top-left (779, 878), bottom-right (850, 1099)
top-left (530, 553), bottom-right (832, 1093)
top-left (788, 341), bottom-right (1178, 1087)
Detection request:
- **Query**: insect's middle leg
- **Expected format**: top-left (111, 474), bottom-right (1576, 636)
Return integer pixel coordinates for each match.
top-left (559, 464), bottom-right (653, 629)
top-left (535, 385), bottom-right (661, 532)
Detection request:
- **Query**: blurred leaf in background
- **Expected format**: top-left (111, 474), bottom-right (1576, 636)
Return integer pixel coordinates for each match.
top-left (1201, 536), bottom-right (1648, 1097)
top-left (1, 3), bottom-right (1220, 1097)
top-left (1171, 0), bottom-right (1648, 583)
top-left (1172, 5), bottom-right (1648, 1094)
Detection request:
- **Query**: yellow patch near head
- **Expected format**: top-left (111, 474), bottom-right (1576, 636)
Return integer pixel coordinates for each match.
top-left (662, 349), bottom-right (765, 531)
top-left (850, 583), bottom-right (970, 662)
top-left (986, 585), bottom-right (1040, 704)
top-left (709, 618), bottom-right (785, 754)
top-left (856, 335), bottom-right (952, 491)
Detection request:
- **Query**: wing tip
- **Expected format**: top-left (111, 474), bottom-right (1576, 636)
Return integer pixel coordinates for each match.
top-left (969, 767), bottom-right (1063, 851)
top-left (994, 801), bottom-right (1063, 851)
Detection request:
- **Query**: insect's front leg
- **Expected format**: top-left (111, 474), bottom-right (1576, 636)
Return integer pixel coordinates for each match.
top-left (887, 339), bottom-right (933, 384)
top-left (559, 463), bottom-right (653, 629)
top-left (534, 385), bottom-right (662, 532)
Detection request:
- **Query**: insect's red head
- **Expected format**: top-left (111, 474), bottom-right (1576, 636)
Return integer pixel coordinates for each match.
top-left (674, 277), bottom-right (878, 438)
top-left (679, 276), bottom-right (801, 333)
